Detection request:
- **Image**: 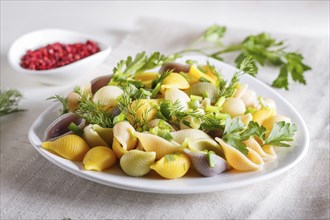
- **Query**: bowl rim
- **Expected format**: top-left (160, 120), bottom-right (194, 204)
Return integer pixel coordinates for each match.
top-left (8, 28), bottom-right (112, 75)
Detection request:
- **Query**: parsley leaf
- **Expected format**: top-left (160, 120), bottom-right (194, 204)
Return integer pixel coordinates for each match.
top-left (264, 121), bottom-right (297, 146)
top-left (272, 52), bottom-right (311, 90)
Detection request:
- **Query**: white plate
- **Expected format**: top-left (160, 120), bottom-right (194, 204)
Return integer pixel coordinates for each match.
top-left (28, 55), bottom-right (309, 194)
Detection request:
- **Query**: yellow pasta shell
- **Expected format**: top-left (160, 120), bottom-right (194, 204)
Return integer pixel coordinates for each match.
top-left (134, 72), bottom-right (159, 88)
top-left (187, 65), bottom-right (217, 85)
top-left (161, 73), bottom-right (190, 92)
top-left (252, 108), bottom-right (275, 125)
top-left (42, 134), bottom-right (90, 161)
top-left (262, 115), bottom-right (291, 132)
top-left (135, 132), bottom-right (180, 159)
top-left (128, 99), bottom-right (159, 124)
top-left (112, 137), bottom-right (127, 159)
top-left (150, 153), bottom-right (191, 179)
top-left (120, 150), bottom-right (156, 177)
top-left (215, 138), bottom-right (264, 171)
top-left (83, 146), bottom-right (116, 171)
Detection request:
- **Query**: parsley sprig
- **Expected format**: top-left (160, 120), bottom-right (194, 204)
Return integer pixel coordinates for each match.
top-left (176, 25), bottom-right (311, 90)
top-left (221, 117), bottom-right (296, 156)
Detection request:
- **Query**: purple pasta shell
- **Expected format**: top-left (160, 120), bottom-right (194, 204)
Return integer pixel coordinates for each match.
top-left (43, 112), bottom-right (86, 141)
top-left (183, 148), bottom-right (228, 177)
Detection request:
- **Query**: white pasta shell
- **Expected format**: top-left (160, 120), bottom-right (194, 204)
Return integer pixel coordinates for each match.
top-left (240, 89), bottom-right (257, 107)
top-left (134, 132), bottom-right (180, 159)
top-left (222, 98), bottom-right (246, 117)
top-left (243, 138), bottom-right (277, 161)
top-left (113, 121), bottom-right (137, 150)
top-left (189, 82), bottom-right (219, 103)
top-left (120, 150), bottom-right (156, 177)
top-left (164, 87), bottom-right (190, 111)
top-left (170, 129), bottom-right (210, 144)
top-left (233, 83), bottom-right (248, 98)
top-left (92, 85), bottom-right (123, 108)
top-left (215, 138), bottom-right (264, 171)
top-left (83, 124), bottom-right (109, 148)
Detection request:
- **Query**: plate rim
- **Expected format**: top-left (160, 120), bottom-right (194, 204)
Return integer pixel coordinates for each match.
top-left (28, 55), bottom-right (310, 194)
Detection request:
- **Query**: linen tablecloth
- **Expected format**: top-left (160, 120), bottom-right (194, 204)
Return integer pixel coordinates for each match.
top-left (1, 18), bottom-right (329, 219)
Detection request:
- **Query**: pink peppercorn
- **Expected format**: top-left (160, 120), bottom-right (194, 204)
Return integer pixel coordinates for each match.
top-left (20, 40), bottom-right (100, 70)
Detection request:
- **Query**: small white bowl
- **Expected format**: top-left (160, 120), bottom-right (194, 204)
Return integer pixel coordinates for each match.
top-left (8, 29), bottom-right (112, 85)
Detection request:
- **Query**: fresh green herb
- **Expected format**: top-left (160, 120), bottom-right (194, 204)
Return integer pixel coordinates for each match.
top-left (200, 113), bottom-right (226, 130)
top-left (68, 122), bottom-right (83, 136)
top-left (222, 118), bottom-right (256, 156)
top-left (207, 151), bottom-right (217, 168)
top-left (74, 87), bottom-right (114, 128)
top-left (110, 52), bottom-right (178, 88)
top-left (272, 53), bottom-right (311, 90)
top-left (264, 121), bottom-right (297, 146)
top-left (47, 94), bottom-right (69, 115)
top-left (151, 69), bottom-right (173, 88)
top-left (218, 56), bottom-right (255, 98)
top-left (0, 89), bottom-right (24, 116)
top-left (176, 26), bottom-right (311, 89)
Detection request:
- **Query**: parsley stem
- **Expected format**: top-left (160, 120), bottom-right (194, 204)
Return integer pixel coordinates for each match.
top-left (211, 44), bottom-right (243, 56)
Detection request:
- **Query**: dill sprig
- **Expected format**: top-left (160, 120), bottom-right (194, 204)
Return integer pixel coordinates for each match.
top-left (74, 87), bottom-right (114, 128)
top-left (47, 94), bottom-right (69, 115)
top-left (218, 56), bottom-right (255, 98)
top-left (0, 89), bottom-right (24, 116)
top-left (117, 86), bottom-right (154, 131)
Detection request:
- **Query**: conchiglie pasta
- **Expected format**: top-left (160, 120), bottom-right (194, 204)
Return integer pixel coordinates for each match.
top-left (92, 85), bottom-right (123, 108)
top-left (120, 150), bottom-right (156, 177)
top-left (222, 98), bottom-right (246, 117)
top-left (170, 129), bottom-right (210, 144)
top-left (161, 72), bottom-right (190, 92)
top-left (134, 132), bottom-right (180, 159)
top-left (42, 134), bottom-right (90, 161)
top-left (262, 115), bottom-right (291, 132)
top-left (129, 99), bottom-right (159, 124)
top-left (134, 72), bottom-right (159, 88)
top-left (150, 153), bottom-right (191, 179)
top-left (243, 138), bottom-right (277, 161)
top-left (215, 138), bottom-right (264, 171)
top-left (113, 121), bottom-right (137, 150)
top-left (83, 146), bottom-right (116, 171)
top-left (252, 108), bottom-right (275, 125)
top-left (164, 87), bottom-right (190, 111)
top-left (83, 124), bottom-right (109, 148)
